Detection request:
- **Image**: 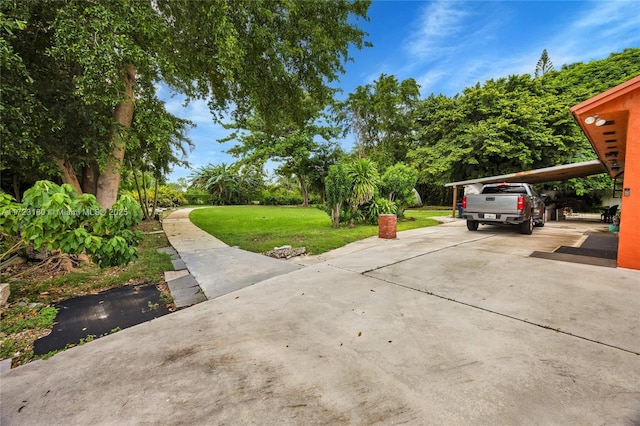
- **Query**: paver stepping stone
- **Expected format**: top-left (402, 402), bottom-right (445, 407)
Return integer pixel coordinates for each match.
top-left (164, 270), bottom-right (190, 282)
top-left (170, 285), bottom-right (207, 308)
top-left (157, 246), bottom-right (177, 256)
top-left (166, 274), bottom-right (206, 308)
top-left (171, 259), bottom-right (187, 271)
top-left (167, 274), bottom-right (199, 291)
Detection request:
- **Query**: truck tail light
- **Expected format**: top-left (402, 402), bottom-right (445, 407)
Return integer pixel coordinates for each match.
top-left (517, 195), bottom-right (524, 211)
top-left (462, 196), bottom-right (467, 209)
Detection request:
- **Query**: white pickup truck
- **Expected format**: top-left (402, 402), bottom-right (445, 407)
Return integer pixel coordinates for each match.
top-left (462, 183), bottom-right (546, 234)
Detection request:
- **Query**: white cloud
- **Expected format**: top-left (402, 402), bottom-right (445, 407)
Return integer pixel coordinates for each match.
top-left (404, 0), bottom-right (639, 97)
top-left (414, 69), bottom-right (449, 95)
top-left (399, 1), bottom-right (515, 95)
top-left (404, 1), bottom-right (469, 58)
top-left (571, 1), bottom-right (636, 30)
top-left (537, 1), bottom-right (640, 67)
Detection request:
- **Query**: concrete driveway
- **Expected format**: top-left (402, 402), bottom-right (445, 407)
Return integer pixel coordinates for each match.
top-left (1, 216), bottom-right (639, 425)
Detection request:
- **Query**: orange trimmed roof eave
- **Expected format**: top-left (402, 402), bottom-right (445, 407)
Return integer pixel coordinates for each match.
top-left (570, 75), bottom-right (640, 178)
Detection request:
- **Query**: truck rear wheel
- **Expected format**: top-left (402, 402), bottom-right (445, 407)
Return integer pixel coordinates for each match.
top-left (466, 220), bottom-right (479, 231)
top-left (519, 217), bottom-right (533, 235)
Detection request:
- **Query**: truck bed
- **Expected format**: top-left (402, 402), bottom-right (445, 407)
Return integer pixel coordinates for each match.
top-left (462, 183), bottom-right (545, 234)
top-left (463, 193), bottom-right (523, 216)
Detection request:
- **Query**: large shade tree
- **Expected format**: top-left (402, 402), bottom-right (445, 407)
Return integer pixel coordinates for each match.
top-left (222, 96), bottom-right (343, 206)
top-left (1, 0), bottom-right (371, 207)
top-left (125, 96), bottom-right (193, 220)
top-left (334, 74), bottom-right (420, 169)
top-left (410, 75), bottom-right (569, 184)
top-left (408, 48), bottom-right (640, 195)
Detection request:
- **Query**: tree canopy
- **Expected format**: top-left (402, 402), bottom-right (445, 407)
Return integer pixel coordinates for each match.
top-left (326, 48), bottom-right (639, 203)
top-left (333, 74), bottom-right (420, 169)
top-left (1, 0), bottom-right (371, 207)
top-left (2, 0), bottom-right (637, 211)
top-left (220, 95), bottom-right (344, 206)
top-left (404, 49), bottom-right (639, 195)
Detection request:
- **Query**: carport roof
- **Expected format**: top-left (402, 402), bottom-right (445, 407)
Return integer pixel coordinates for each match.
top-left (443, 159), bottom-right (607, 187)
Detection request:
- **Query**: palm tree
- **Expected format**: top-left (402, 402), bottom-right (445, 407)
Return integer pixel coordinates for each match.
top-left (346, 158), bottom-right (379, 224)
top-left (190, 164), bottom-right (237, 204)
top-left (190, 163), bottom-right (264, 205)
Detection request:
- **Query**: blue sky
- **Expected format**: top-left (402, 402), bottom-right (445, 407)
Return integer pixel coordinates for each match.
top-left (162, 0), bottom-right (640, 183)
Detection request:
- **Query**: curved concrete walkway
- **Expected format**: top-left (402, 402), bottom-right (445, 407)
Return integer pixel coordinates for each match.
top-left (1, 212), bottom-right (639, 425)
top-left (163, 208), bottom-right (301, 300)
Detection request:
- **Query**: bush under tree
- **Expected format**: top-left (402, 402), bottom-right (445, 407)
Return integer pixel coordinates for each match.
top-left (0, 181), bottom-right (143, 269)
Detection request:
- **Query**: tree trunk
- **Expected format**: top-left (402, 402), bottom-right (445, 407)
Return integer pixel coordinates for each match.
top-left (12, 175), bottom-right (21, 202)
top-left (151, 176), bottom-right (159, 219)
top-left (142, 173), bottom-right (150, 214)
top-left (54, 157), bottom-right (83, 194)
top-left (299, 175), bottom-right (309, 207)
top-left (133, 169), bottom-right (150, 221)
top-left (81, 161), bottom-right (100, 195)
top-left (331, 201), bottom-right (341, 228)
top-left (96, 63), bottom-right (136, 209)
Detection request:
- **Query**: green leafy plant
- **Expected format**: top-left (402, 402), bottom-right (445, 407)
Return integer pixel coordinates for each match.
top-left (380, 163), bottom-right (418, 218)
top-left (78, 335), bottom-right (97, 345)
top-left (365, 197), bottom-right (398, 224)
top-left (184, 188), bottom-right (212, 205)
top-left (325, 163), bottom-right (352, 228)
top-left (0, 180), bottom-right (143, 267)
top-left (344, 159), bottom-right (379, 226)
top-left (0, 305), bottom-right (58, 335)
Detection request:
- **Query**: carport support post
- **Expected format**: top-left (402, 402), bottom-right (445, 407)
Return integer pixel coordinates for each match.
top-left (451, 185), bottom-right (458, 218)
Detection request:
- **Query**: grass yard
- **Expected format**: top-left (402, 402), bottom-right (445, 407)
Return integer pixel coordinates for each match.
top-left (189, 206), bottom-right (444, 255)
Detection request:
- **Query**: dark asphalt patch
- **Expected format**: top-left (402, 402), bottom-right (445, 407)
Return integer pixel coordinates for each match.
top-left (555, 234), bottom-right (618, 260)
top-left (34, 284), bottom-right (169, 355)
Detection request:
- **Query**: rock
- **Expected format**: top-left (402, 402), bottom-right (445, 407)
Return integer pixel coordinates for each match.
top-left (264, 247), bottom-right (306, 259)
top-left (0, 283), bottom-right (10, 307)
top-left (25, 247), bottom-right (49, 261)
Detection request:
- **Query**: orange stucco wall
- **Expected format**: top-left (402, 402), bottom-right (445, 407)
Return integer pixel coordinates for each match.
top-left (618, 103), bottom-right (640, 269)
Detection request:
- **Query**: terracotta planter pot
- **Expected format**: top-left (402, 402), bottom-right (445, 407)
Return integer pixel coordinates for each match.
top-left (378, 214), bottom-right (397, 239)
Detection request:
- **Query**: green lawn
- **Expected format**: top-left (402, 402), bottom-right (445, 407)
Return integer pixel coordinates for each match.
top-left (189, 206), bottom-right (445, 255)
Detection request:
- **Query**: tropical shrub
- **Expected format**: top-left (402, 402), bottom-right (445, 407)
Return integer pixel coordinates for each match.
top-left (184, 188), bottom-right (212, 205)
top-left (0, 181), bottom-right (142, 267)
top-left (380, 163), bottom-right (418, 217)
top-left (151, 185), bottom-right (187, 207)
top-left (345, 158), bottom-right (379, 224)
top-left (364, 196), bottom-right (397, 224)
top-left (122, 185), bottom-right (186, 209)
top-left (325, 163), bottom-right (352, 228)
top-left (190, 163), bottom-right (264, 205)
top-left (259, 187), bottom-right (303, 206)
